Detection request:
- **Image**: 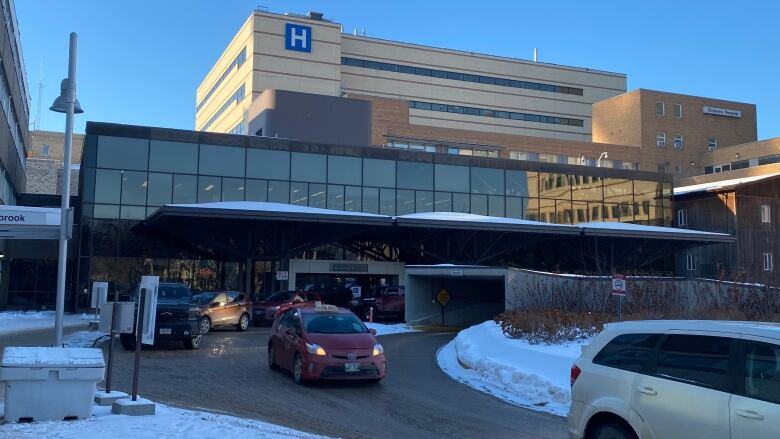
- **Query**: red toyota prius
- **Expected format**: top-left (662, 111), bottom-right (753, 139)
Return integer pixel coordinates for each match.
top-left (268, 305), bottom-right (386, 384)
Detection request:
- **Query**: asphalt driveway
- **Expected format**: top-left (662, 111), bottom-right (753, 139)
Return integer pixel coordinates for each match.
top-left (103, 328), bottom-right (568, 439)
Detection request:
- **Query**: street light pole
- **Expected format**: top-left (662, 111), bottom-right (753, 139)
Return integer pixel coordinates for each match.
top-left (52, 33), bottom-right (80, 346)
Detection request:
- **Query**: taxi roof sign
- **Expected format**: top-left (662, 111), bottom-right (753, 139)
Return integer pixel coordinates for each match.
top-left (313, 304), bottom-right (339, 312)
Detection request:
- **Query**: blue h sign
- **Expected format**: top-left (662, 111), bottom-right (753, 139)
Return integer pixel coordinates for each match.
top-left (285, 23), bottom-right (312, 53)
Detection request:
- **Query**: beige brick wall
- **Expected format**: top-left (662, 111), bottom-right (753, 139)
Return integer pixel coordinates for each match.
top-left (593, 89), bottom-right (757, 178)
top-left (702, 137), bottom-right (780, 167)
top-left (356, 94), bottom-right (642, 165)
top-left (30, 130), bottom-right (84, 162)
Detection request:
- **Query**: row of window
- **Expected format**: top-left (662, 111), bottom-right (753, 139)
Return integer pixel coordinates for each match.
top-left (685, 252), bottom-right (774, 271)
top-left (196, 47), bottom-right (246, 112)
top-left (704, 154), bottom-right (780, 175)
top-left (200, 85), bottom-right (246, 131)
top-left (509, 151), bottom-right (636, 170)
top-left (655, 101), bottom-right (683, 118)
top-left (409, 100), bottom-right (585, 127)
top-left (594, 333), bottom-right (780, 404)
top-left (385, 140), bottom-right (500, 158)
top-left (91, 136), bottom-right (669, 203)
top-left (678, 205), bottom-right (772, 227)
top-left (341, 56), bottom-right (584, 96)
top-left (0, 58), bottom-right (26, 169)
top-left (229, 121), bottom-right (245, 135)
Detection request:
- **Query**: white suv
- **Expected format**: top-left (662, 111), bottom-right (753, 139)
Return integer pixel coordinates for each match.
top-left (568, 320), bottom-right (780, 439)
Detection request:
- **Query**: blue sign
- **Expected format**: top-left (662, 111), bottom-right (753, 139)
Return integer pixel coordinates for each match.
top-left (285, 23), bottom-right (312, 53)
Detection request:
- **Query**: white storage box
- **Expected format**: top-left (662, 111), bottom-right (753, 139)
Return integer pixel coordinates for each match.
top-left (0, 347), bottom-right (105, 422)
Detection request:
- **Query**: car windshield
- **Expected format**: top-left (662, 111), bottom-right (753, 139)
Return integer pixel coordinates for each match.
top-left (305, 314), bottom-right (368, 334)
top-left (265, 291), bottom-right (293, 302)
top-left (194, 292), bottom-right (217, 304)
top-left (157, 285), bottom-right (192, 301)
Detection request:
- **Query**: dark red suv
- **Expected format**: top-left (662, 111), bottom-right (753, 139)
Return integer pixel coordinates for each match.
top-left (268, 305), bottom-right (386, 384)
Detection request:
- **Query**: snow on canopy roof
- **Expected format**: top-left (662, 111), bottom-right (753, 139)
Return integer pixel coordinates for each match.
top-left (674, 172), bottom-right (780, 196)
top-left (579, 221), bottom-right (728, 237)
top-left (168, 201), bottom-right (389, 218)
top-left (156, 202), bottom-right (730, 241)
top-left (396, 211), bottom-right (573, 228)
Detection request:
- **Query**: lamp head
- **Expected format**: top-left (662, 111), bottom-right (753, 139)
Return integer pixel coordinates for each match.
top-left (49, 78), bottom-right (84, 114)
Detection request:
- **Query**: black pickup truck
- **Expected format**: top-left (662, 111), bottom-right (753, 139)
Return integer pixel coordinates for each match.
top-left (120, 282), bottom-right (203, 350)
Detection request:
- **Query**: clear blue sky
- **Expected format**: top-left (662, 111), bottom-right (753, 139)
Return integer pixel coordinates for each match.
top-left (17, 0), bottom-right (780, 139)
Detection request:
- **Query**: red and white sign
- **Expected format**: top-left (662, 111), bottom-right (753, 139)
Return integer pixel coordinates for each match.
top-left (612, 274), bottom-right (626, 296)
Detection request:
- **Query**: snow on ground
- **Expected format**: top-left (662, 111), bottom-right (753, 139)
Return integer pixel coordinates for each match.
top-left (0, 401), bottom-right (336, 439)
top-left (364, 322), bottom-right (418, 336)
top-left (0, 311), bottom-right (89, 335)
top-left (437, 320), bottom-right (588, 416)
top-left (63, 330), bottom-right (109, 348)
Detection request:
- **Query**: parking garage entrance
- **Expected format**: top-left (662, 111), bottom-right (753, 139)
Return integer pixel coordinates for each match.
top-left (405, 265), bottom-right (507, 327)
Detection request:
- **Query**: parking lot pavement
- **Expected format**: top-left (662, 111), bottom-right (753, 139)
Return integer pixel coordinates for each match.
top-left (103, 327), bottom-right (568, 439)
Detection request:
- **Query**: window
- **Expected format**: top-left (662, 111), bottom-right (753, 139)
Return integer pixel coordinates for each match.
top-left (593, 333), bottom-right (662, 373)
top-left (714, 163), bottom-right (731, 173)
top-left (40, 144), bottom-right (50, 156)
top-left (328, 156), bottom-right (362, 186)
top-left (397, 162), bottom-right (433, 190)
top-left (761, 204), bottom-right (770, 224)
top-left (673, 103), bottom-right (682, 118)
top-left (199, 144), bottom-right (245, 177)
top-left (743, 341), bottom-right (780, 404)
top-left (291, 153), bottom-right (326, 183)
top-left (409, 100), bottom-right (582, 127)
top-left (656, 101), bottom-right (665, 116)
top-left (150, 140), bottom-right (198, 174)
top-left (763, 253), bottom-right (774, 271)
top-left (686, 253), bottom-right (696, 271)
top-left (655, 334), bottom-right (733, 391)
top-left (677, 209), bottom-right (688, 227)
top-left (247, 149), bottom-right (290, 180)
top-left (673, 135), bottom-right (684, 150)
top-left (656, 132), bottom-right (666, 148)
top-left (708, 138), bottom-right (718, 151)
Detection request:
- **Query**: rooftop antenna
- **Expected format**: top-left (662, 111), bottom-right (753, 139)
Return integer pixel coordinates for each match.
top-left (361, 29), bottom-right (366, 36)
top-left (533, 48), bottom-right (538, 63)
top-left (32, 63), bottom-right (43, 132)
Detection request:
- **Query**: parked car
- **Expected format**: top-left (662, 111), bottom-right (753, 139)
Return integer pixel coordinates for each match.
top-left (350, 286), bottom-right (405, 321)
top-left (267, 304), bottom-right (386, 384)
top-left (252, 291), bottom-right (322, 326)
top-left (568, 320), bottom-right (780, 439)
top-left (194, 291), bottom-right (252, 333)
top-left (120, 282), bottom-right (202, 350)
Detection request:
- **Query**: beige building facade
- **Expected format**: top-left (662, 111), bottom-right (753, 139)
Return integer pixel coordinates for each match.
top-left (195, 10), bottom-right (627, 142)
top-left (26, 130), bottom-right (84, 195)
top-left (593, 89), bottom-right (757, 177)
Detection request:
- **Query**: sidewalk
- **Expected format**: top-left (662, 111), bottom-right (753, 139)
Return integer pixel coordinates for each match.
top-left (0, 320), bottom-right (90, 350)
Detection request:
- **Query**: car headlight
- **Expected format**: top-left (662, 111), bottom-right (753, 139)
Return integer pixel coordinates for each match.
top-left (372, 343), bottom-right (384, 356)
top-left (305, 343), bottom-right (327, 356)
top-left (189, 308), bottom-right (201, 318)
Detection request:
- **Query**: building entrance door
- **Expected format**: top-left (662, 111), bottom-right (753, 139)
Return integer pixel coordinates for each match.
top-left (252, 260), bottom-right (277, 300)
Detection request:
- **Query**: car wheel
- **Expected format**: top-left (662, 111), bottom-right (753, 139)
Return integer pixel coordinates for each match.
top-left (199, 316), bottom-right (211, 334)
top-left (236, 313), bottom-right (250, 331)
top-left (293, 354), bottom-right (306, 385)
top-left (590, 422), bottom-right (636, 439)
top-left (184, 335), bottom-right (202, 350)
top-left (268, 342), bottom-right (278, 370)
top-left (119, 334), bottom-right (136, 351)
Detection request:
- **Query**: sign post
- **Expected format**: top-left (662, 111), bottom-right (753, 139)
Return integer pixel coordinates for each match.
top-left (91, 281), bottom-right (108, 325)
top-left (437, 288), bottom-right (451, 325)
top-left (131, 276), bottom-right (159, 401)
top-left (611, 274), bottom-right (626, 322)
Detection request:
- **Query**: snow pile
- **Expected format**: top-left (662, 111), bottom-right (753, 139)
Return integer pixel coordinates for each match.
top-left (364, 322), bottom-right (418, 336)
top-left (0, 311), bottom-right (87, 334)
top-left (1, 347), bottom-right (104, 367)
top-left (1, 401), bottom-right (335, 439)
top-left (437, 320), bottom-right (588, 416)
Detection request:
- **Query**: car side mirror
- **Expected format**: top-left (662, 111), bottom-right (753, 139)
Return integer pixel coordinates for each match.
top-left (369, 328), bottom-right (377, 336)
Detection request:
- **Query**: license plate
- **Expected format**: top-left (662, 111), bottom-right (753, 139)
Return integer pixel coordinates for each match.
top-left (159, 328), bottom-right (172, 335)
top-left (345, 363), bottom-right (361, 373)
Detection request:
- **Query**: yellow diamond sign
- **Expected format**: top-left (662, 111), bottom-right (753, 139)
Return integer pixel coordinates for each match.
top-left (437, 288), bottom-right (450, 306)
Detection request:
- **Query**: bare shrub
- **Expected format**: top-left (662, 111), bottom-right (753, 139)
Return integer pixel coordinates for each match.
top-left (494, 309), bottom-right (611, 345)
